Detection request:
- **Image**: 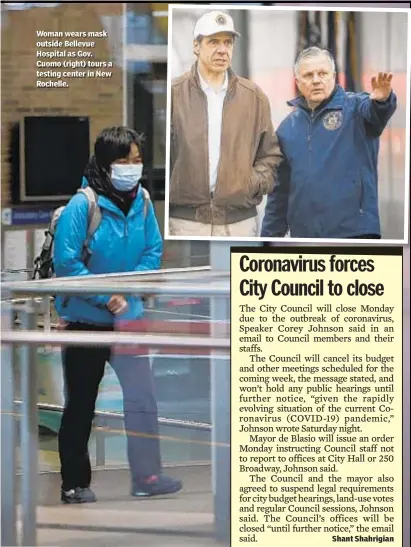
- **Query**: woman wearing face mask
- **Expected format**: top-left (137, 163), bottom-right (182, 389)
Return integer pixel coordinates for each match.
top-left (53, 126), bottom-right (182, 503)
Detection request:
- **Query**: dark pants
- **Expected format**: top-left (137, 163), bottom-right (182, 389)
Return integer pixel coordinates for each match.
top-left (58, 322), bottom-right (162, 491)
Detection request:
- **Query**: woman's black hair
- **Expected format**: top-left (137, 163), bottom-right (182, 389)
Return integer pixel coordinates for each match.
top-left (83, 126), bottom-right (146, 213)
top-left (94, 126), bottom-right (146, 171)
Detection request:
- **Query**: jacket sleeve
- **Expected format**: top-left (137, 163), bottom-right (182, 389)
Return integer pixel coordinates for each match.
top-left (53, 194), bottom-right (111, 308)
top-left (356, 91), bottom-right (397, 136)
top-left (134, 200), bottom-right (163, 272)
top-left (251, 93), bottom-right (283, 195)
top-left (260, 155), bottom-right (291, 238)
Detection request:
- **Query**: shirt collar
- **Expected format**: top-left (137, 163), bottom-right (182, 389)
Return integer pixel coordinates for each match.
top-left (198, 68), bottom-right (228, 93)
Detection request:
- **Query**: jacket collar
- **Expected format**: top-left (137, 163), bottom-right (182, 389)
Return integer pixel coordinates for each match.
top-left (81, 176), bottom-right (144, 218)
top-left (198, 67), bottom-right (229, 93)
top-left (287, 85), bottom-right (345, 113)
top-left (190, 62), bottom-right (238, 94)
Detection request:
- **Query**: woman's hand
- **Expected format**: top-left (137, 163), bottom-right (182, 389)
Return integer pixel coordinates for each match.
top-left (107, 294), bottom-right (128, 315)
top-left (57, 318), bottom-right (69, 330)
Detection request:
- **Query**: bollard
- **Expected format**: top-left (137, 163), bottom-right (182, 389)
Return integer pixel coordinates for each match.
top-left (20, 300), bottom-right (39, 546)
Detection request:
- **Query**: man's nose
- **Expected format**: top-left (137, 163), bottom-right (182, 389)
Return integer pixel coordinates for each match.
top-left (312, 73), bottom-right (321, 83)
top-left (217, 43), bottom-right (228, 53)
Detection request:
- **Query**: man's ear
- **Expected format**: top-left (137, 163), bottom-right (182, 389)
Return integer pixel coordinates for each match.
top-left (193, 40), bottom-right (200, 57)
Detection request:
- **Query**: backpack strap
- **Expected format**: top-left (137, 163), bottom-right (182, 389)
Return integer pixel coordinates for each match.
top-left (141, 186), bottom-right (150, 220)
top-left (77, 187), bottom-right (102, 263)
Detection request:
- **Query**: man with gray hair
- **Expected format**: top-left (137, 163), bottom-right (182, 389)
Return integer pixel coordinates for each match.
top-left (261, 46), bottom-right (397, 239)
top-left (168, 10), bottom-right (282, 237)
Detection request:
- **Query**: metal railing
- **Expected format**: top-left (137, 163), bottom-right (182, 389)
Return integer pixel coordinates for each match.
top-left (13, 400), bottom-right (213, 468)
top-left (1, 267), bottom-right (231, 546)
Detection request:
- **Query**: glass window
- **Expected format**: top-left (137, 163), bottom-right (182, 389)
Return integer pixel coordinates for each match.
top-left (127, 2), bottom-right (168, 45)
top-left (126, 3), bottom-right (168, 201)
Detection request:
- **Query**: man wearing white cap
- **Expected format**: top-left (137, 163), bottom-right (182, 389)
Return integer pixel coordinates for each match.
top-left (168, 10), bottom-right (282, 237)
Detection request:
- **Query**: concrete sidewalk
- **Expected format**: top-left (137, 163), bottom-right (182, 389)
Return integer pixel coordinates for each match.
top-left (17, 464), bottom-right (229, 546)
top-left (36, 529), bottom-right (225, 547)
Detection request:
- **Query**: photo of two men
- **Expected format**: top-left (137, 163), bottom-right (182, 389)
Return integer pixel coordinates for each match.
top-left (166, 6), bottom-right (409, 243)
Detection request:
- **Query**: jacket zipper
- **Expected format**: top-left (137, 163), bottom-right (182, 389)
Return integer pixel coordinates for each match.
top-left (198, 77), bottom-right (231, 225)
top-left (210, 96), bottom-right (227, 228)
top-left (207, 96), bottom-right (214, 226)
top-left (198, 88), bottom-right (211, 218)
top-left (204, 91), bottom-right (215, 225)
top-left (124, 218), bottom-right (129, 270)
top-left (211, 89), bottom-right (232, 227)
top-left (214, 93), bottom-right (229, 197)
top-left (307, 111), bottom-right (314, 168)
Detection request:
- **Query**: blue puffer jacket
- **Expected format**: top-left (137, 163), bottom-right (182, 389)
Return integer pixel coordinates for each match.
top-left (261, 86), bottom-right (397, 238)
top-left (53, 178), bottom-right (163, 325)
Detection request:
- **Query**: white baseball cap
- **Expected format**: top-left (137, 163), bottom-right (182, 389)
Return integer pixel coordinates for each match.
top-left (193, 10), bottom-right (240, 40)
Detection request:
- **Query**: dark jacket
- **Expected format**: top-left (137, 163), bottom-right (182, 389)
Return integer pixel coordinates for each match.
top-left (261, 86), bottom-right (397, 238)
top-left (170, 63), bottom-right (282, 225)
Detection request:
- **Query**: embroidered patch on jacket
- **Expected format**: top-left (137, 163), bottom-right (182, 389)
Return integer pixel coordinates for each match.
top-left (323, 111), bottom-right (343, 130)
top-left (216, 14), bottom-right (227, 25)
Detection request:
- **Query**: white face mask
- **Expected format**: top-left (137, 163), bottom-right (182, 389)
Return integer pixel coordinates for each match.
top-left (111, 163), bottom-right (143, 192)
